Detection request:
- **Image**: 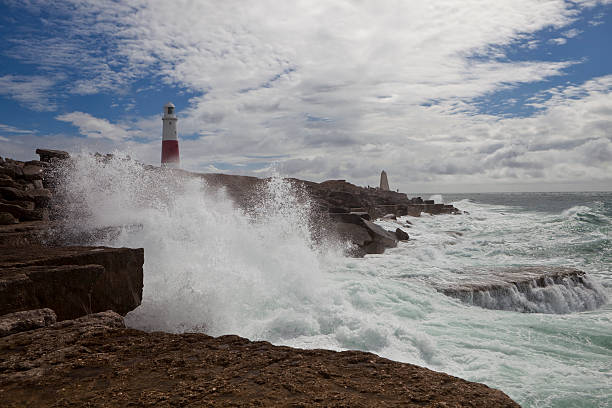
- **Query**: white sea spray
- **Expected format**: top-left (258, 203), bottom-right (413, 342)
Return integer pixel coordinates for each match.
top-left (53, 155), bottom-right (612, 408)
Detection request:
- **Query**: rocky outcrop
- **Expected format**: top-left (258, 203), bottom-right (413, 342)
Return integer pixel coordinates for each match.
top-left (0, 160), bottom-right (50, 224)
top-left (1, 151), bottom-right (144, 322)
top-left (0, 246), bottom-right (144, 320)
top-left (0, 308), bottom-right (57, 337)
top-left (437, 266), bottom-right (608, 313)
top-left (0, 311), bottom-right (519, 408)
top-left (330, 212), bottom-right (399, 256)
top-left (302, 179), bottom-right (461, 218)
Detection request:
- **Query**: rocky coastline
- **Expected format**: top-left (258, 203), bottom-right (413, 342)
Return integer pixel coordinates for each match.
top-left (0, 149), bottom-right (520, 407)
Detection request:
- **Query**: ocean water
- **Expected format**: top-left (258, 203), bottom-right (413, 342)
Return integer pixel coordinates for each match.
top-left (55, 155), bottom-right (611, 408)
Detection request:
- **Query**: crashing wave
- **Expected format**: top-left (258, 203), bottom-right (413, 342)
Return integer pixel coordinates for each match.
top-left (438, 267), bottom-right (608, 314)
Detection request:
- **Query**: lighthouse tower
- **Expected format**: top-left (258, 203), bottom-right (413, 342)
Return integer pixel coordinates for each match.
top-left (161, 102), bottom-right (180, 168)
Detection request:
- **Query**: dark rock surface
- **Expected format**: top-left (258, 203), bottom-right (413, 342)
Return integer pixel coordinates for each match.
top-left (395, 227), bottom-right (410, 241)
top-left (0, 308), bottom-right (56, 337)
top-left (0, 156), bottom-right (51, 225)
top-left (0, 311), bottom-right (519, 408)
top-left (0, 245), bottom-right (144, 320)
top-left (330, 212), bottom-right (398, 256)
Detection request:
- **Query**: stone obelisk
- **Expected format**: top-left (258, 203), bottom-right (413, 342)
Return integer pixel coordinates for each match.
top-left (380, 170), bottom-right (390, 191)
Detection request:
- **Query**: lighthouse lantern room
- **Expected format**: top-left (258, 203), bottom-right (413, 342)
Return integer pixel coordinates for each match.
top-left (161, 102), bottom-right (180, 168)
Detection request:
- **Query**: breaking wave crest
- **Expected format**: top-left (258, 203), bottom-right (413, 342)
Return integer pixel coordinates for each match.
top-left (444, 274), bottom-right (608, 314)
top-left (51, 153), bottom-right (340, 335)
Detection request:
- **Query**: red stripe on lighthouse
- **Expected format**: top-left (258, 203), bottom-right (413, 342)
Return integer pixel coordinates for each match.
top-left (161, 140), bottom-right (180, 165)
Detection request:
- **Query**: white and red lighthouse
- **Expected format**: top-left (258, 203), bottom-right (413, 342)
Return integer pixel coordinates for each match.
top-left (161, 102), bottom-right (180, 168)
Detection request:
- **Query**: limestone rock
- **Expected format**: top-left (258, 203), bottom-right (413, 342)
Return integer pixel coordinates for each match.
top-left (0, 246), bottom-right (144, 320)
top-left (0, 312), bottom-right (519, 408)
top-left (0, 264), bottom-right (105, 320)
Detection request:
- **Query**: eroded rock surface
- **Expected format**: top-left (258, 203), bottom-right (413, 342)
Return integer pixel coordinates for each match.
top-left (0, 312), bottom-right (519, 408)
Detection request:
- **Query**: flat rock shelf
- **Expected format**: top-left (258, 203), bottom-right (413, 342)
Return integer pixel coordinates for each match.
top-left (0, 312), bottom-right (520, 408)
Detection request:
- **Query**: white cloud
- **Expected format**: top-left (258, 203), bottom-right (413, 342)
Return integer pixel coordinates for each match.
top-left (562, 28), bottom-right (583, 38)
top-left (1, 1), bottom-right (611, 192)
top-left (56, 112), bottom-right (134, 141)
top-left (0, 75), bottom-right (57, 111)
top-left (548, 37), bottom-right (568, 45)
top-left (0, 124), bottom-right (35, 134)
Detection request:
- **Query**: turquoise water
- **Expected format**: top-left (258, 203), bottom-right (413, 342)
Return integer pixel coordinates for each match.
top-left (56, 157), bottom-right (611, 407)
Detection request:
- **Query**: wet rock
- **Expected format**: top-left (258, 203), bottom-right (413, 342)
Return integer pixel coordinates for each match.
top-left (382, 213), bottom-right (397, 220)
top-left (395, 228), bottom-right (409, 241)
top-left (0, 308), bottom-right (57, 337)
top-left (329, 213), bottom-right (398, 255)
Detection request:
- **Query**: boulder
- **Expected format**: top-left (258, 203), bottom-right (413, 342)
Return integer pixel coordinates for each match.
top-left (395, 228), bottom-right (409, 241)
top-left (383, 213), bottom-right (397, 220)
top-left (36, 148), bottom-right (70, 162)
top-left (0, 308), bottom-right (57, 337)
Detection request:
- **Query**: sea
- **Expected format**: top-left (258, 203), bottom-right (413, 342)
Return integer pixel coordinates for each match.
top-left (57, 155), bottom-right (611, 408)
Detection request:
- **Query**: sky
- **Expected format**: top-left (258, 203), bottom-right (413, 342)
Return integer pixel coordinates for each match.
top-left (0, 0), bottom-right (611, 193)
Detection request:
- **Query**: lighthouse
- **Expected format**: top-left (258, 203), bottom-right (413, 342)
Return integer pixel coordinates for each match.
top-left (161, 102), bottom-right (180, 168)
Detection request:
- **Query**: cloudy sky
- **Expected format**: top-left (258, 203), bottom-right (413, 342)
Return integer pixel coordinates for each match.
top-left (1, 0), bottom-right (611, 192)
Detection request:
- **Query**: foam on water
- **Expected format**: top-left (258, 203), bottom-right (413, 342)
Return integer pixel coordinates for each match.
top-left (54, 155), bottom-right (612, 408)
